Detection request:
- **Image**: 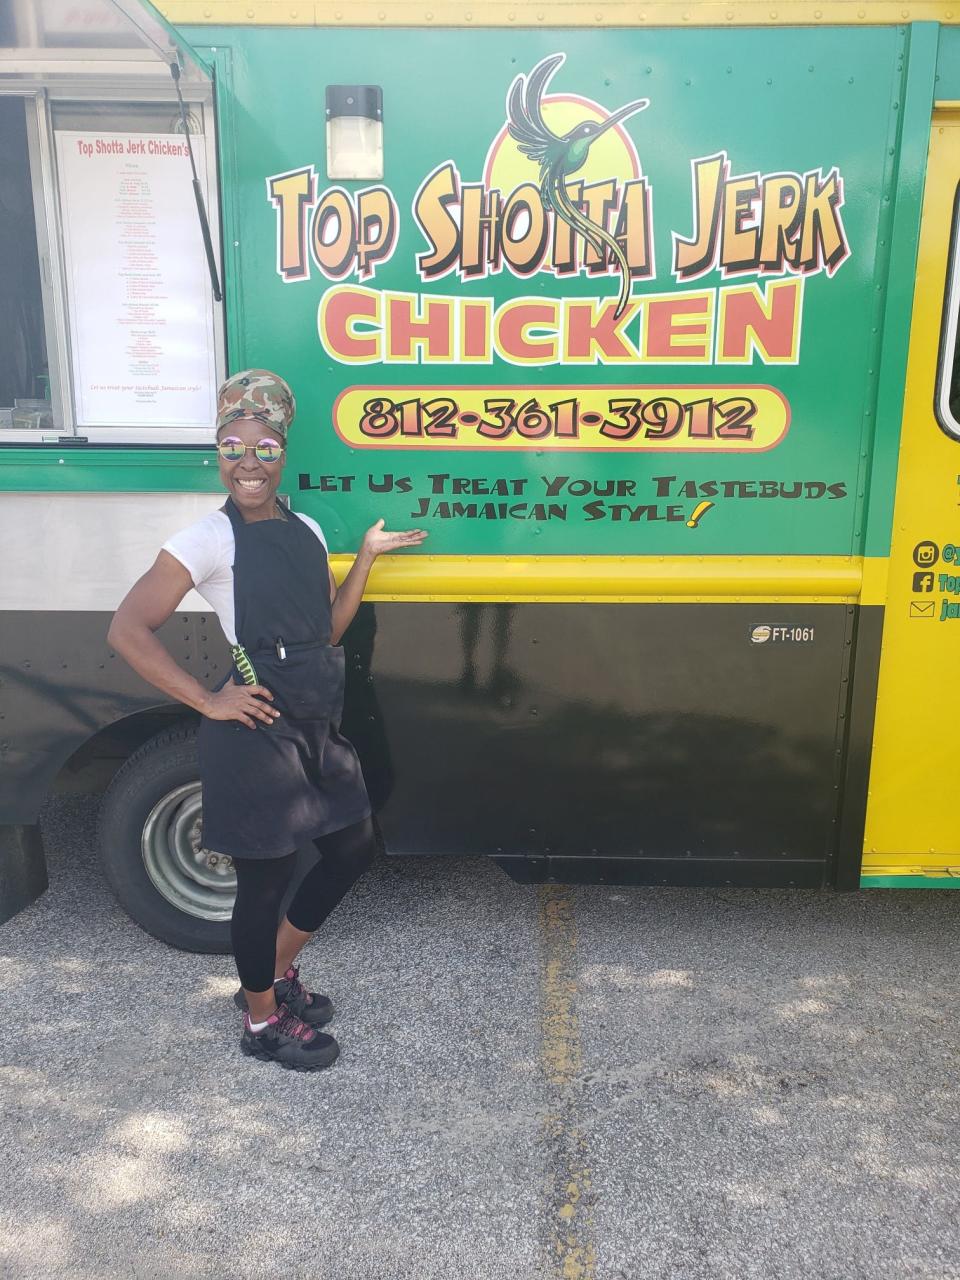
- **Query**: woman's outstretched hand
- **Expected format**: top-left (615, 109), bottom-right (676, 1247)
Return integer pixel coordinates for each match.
top-left (330, 520), bottom-right (428, 643)
top-left (360, 519), bottom-right (428, 559)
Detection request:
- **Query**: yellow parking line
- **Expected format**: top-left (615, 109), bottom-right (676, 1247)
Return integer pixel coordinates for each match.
top-left (538, 884), bottom-right (597, 1280)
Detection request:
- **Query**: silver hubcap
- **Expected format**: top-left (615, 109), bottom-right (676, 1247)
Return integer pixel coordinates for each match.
top-left (141, 783), bottom-right (235, 921)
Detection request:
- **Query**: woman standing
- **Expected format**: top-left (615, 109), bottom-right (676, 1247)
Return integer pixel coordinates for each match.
top-left (108, 370), bottom-right (426, 1071)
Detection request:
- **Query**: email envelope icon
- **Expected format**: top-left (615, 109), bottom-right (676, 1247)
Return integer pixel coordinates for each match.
top-left (910, 601), bottom-right (935, 618)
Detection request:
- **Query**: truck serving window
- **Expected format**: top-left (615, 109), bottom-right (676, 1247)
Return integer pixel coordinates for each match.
top-left (0, 95), bottom-right (221, 446)
top-left (0, 0), bottom-right (222, 445)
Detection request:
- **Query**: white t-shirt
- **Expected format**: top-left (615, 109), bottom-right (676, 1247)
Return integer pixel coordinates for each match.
top-left (162, 508), bottom-right (329, 646)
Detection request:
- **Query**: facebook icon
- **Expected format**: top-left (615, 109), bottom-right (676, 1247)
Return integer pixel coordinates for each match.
top-left (913, 571), bottom-right (935, 592)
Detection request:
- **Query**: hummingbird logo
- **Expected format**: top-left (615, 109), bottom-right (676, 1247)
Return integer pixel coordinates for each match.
top-left (506, 53), bottom-right (648, 319)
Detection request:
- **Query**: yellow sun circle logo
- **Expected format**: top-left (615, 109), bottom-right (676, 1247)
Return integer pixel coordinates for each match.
top-left (484, 95), bottom-right (643, 193)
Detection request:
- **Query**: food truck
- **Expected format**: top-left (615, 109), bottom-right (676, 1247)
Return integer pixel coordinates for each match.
top-left (1, 0), bottom-right (958, 951)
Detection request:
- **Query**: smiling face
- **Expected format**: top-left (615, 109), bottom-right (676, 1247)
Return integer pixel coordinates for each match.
top-left (216, 417), bottom-right (286, 521)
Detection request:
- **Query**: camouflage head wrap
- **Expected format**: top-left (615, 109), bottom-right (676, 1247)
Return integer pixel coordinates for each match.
top-left (215, 369), bottom-right (296, 439)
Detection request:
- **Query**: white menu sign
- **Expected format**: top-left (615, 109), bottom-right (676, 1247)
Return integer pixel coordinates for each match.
top-left (57, 131), bottom-right (217, 428)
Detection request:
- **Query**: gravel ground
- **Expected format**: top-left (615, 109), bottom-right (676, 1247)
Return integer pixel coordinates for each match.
top-left (0, 796), bottom-right (959, 1280)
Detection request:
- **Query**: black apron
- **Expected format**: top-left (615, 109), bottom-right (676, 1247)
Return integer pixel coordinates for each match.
top-left (198, 498), bottom-right (371, 860)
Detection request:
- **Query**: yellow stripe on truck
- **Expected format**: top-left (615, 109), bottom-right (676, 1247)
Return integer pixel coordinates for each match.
top-left (330, 553), bottom-right (889, 604)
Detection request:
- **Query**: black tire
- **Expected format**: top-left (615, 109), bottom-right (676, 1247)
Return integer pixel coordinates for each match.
top-left (99, 724), bottom-right (233, 954)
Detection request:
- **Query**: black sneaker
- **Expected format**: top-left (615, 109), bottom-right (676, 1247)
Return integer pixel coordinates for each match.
top-left (240, 1002), bottom-right (340, 1071)
top-left (233, 964), bottom-right (334, 1027)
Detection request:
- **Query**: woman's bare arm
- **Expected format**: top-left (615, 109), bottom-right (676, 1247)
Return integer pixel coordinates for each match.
top-left (108, 551), bottom-right (278, 728)
top-left (329, 520), bottom-right (427, 645)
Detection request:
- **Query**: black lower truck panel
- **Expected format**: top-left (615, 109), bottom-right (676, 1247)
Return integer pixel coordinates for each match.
top-left (344, 602), bottom-right (870, 889)
top-left (1, 601), bottom-right (874, 899)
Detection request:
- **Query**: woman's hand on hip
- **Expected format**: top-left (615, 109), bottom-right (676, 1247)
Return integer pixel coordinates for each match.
top-left (202, 682), bottom-right (280, 729)
top-left (360, 518), bottom-right (428, 559)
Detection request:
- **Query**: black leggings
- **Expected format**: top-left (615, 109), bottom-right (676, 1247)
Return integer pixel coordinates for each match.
top-left (230, 817), bottom-right (376, 992)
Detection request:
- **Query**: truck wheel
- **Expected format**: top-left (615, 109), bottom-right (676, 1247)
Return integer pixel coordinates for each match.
top-left (99, 725), bottom-right (233, 953)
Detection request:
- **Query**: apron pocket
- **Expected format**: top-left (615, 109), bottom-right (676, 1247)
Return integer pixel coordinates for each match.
top-left (259, 646), bottom-right (345, 723)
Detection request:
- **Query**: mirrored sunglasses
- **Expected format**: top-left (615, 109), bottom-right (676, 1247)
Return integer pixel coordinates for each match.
top-left (216, 436), bottom-right (285, 464)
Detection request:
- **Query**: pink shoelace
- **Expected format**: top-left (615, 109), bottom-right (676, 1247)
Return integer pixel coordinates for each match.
top-left (282, 965), bottom-right (314, 1006)
top-left (270, 1002), bottom-right (315, 1042)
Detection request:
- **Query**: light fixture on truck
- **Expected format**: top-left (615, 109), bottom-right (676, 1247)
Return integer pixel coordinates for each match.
top-left (326, 86), bottom-right (383, 181)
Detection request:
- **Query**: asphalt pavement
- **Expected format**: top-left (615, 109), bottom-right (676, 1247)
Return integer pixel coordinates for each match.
top-left (1, 795), bottom-right (959, 1280)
